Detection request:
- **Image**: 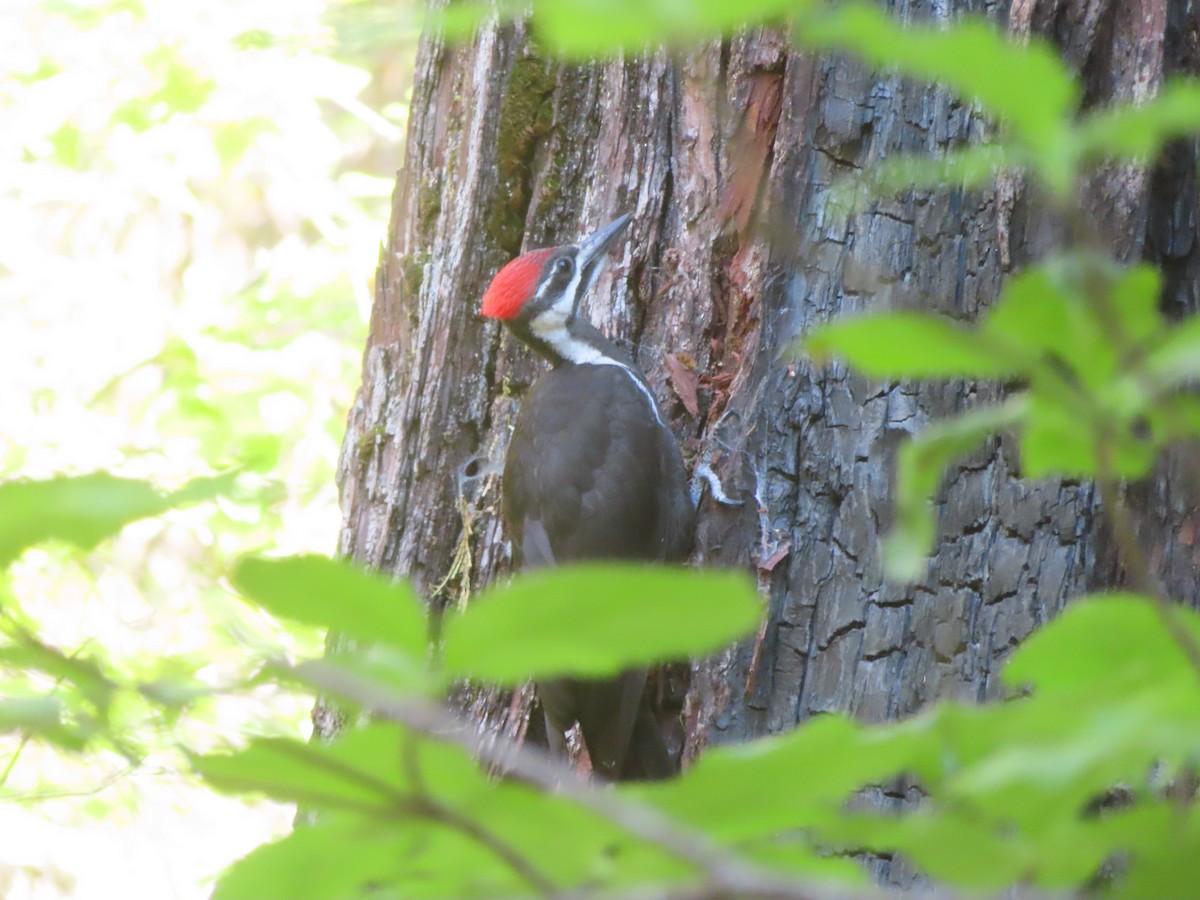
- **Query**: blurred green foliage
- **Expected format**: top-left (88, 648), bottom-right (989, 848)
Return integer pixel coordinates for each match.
top-left (807, 257), bottom-right (1200, 577)
top-left (5, 0), bottom-right (1200, 898)
top-left (0, 0), bottom-right (408, 894)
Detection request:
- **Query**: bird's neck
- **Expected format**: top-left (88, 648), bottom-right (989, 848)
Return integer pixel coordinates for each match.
top-left (521, 312), bottom-right (635, 371)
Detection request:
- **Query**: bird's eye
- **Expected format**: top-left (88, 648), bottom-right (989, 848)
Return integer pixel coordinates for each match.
top-left (555, 257), bottom-right (574, 275)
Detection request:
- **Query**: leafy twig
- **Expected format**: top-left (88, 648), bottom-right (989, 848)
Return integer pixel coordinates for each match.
top-left (294, 660), bottom-right (890, 900)
top-left (1094, 433), bottom-right (1200, 679)
top-left (401, 728), bottom-right (558, 896)
top-left (271, 730), bottom-right (559, 895)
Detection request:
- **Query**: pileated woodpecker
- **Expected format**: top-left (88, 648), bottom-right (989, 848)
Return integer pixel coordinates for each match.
top-left (481, 214), bottom-right (694, 781)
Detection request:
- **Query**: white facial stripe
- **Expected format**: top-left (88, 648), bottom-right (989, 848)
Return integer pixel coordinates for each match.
top-left (532, 254), bottom-right (583, 313)
top-left (555, 259), bottom-right (582, 314)
top-left (527, 318), bottom-right (665, 427)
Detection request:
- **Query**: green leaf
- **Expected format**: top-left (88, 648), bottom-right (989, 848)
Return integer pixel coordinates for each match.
top-left (821, 810), bottom-right (1035, 889)
top-left (1144, 312), bottom-right (1200, 386)
top-left (1020, 391), bottom-right (1155, 479)
top-left (48, 122), bottom-right (84, 169)
top-left (146, 49), bottom-right (215, 115)
top-left (0, 695), bottom-right (86, 750)
top-left (1078, 80), bottom-right (1200, 163)
top-left (0, 695), bottom-right (63, 732)
top-left (798, 3), bottom-right (1077, 183)
top-left (985, 259), bottom-right (1161, 391)
top-left (1108, 264), bottom-right (1164, 346)
top-left (1018, 395), bottom-right (1095, 478)
top-left (167, 469), bottom-right (244, 506)
top-left (525, 0), bottom-right (810, 58)
top-left (0, 632), bottom-right (115, 711)
top-left (232, 555), bottom-right (428, 655)
top-left (1146, 393), bottom-right (1200, 444)
top-left (1112, 804), bottom-right (1200, 899)
top-left (212, 119), bottom-right (273, 168)
top-left (192, 723), bottom-right (409, 812)
top-left (0, 473), bottom-right (178, 567)
top-left (632, 713), bottom-right (930, 841)
top-left (466, 781), bottom-right (687, 890)
top-left (441, 565), bottom-right (760, 684)
top-left (944, 689), bottom-right (1198, 832)
top-left (984, 263), bottom-right (1106, 387)
top-left (213, 817), bottom-right (421, 900)
top-left (803, 312), bottom-right (1016, 378)
top-left (739, 839), bottom-right (869, 888)
top-left (1004, 594), bottom-right (1200, 694)
top-left (885, 397), bottom-right (1029, 580)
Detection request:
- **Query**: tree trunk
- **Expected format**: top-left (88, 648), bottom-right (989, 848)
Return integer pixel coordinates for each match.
top-left (333, 0), bottom-right (1199, 795)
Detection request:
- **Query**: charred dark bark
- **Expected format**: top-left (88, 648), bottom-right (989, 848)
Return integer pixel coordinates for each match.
top-left (333, 0), bottom-right (1200, 805)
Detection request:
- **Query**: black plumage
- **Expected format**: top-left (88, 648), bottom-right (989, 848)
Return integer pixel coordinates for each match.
top-left (504, 364), bottom-right (692, 566)
top-left (505, 364), bottom-right (694, 780)
top-left (482, 214), bottom-right (695, 781)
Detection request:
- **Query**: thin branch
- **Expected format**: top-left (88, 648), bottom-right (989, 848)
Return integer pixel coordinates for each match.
top-left (1093, 434), bottom-right (1200, 679)
top-left (0, 729), bottom-right (32, 788)
top-left (8, 761), bottom-right (138, 802)
top-left (1075, 252), bottom-right (1200, 680)
top-left (293, 661), bottom-right (890, 900)
top-left (413, 793), bottom-right (560, 897)
top-left (401, 727), bottom-right (558, 896)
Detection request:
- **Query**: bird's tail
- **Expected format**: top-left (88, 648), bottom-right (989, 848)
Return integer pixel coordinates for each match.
top-left (613, 701), bottom-right (678, 781)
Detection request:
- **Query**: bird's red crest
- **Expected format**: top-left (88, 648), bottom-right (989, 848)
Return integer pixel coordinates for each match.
top-left (481, 248), bottom-right (554, 320)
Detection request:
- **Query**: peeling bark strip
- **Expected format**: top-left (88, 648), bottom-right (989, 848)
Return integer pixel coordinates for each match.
top-left (336, 0), bottom-right (1200, 840)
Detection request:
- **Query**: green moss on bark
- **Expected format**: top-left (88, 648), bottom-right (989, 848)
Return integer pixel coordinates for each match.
top-left (486, 53), bottom-right (557, 256)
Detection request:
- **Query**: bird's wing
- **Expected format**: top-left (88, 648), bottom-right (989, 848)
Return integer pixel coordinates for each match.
top-left (504, 364), bottom-right (669, 564)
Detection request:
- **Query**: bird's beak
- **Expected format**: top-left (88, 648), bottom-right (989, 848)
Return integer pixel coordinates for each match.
top-left (576, 214), bottom-right (632, 302)
top-left (577, 213), bottom-right (632, 270)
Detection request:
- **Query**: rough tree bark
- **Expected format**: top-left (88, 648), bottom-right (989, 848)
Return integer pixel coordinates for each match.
top-left (332, 0), bottom-right (1200, 853)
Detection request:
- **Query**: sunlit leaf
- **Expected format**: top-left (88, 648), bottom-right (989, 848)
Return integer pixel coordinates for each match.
top-left (466, 782), bottom-right (690, 891)
top-left (212, 118), bottom-right (273, 168)
top-left (739, 840), bottom-right (869, 887)
top-left (146, 48), bottom-right (215, 114)
top-left (230, 29), bottom-right (276, 51)
top-left (232, 555), bottom-right (428, 655)
top-left (885, 397), bottom-right (1029, 580)
top-left (0, 633), bottom-right (115, 711)
top-left (523, 0), bottom-right (811, 57)
top-left (191, 722), bottom-right (409, 812)
top-left (0, 695), bottom-right (86, 750)
top-left (48, 122), bottom-right (84, 169)
top-left (442, 565), bottom-right (760, 684)
top-left (168, 469), bottom-right (244, 505)
top-left (0, 473), bottom-right (185, 567)
top-left (213, 818), bottom-right (417, 900)
top-left (803, 311), bottom-right (1016, 378)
